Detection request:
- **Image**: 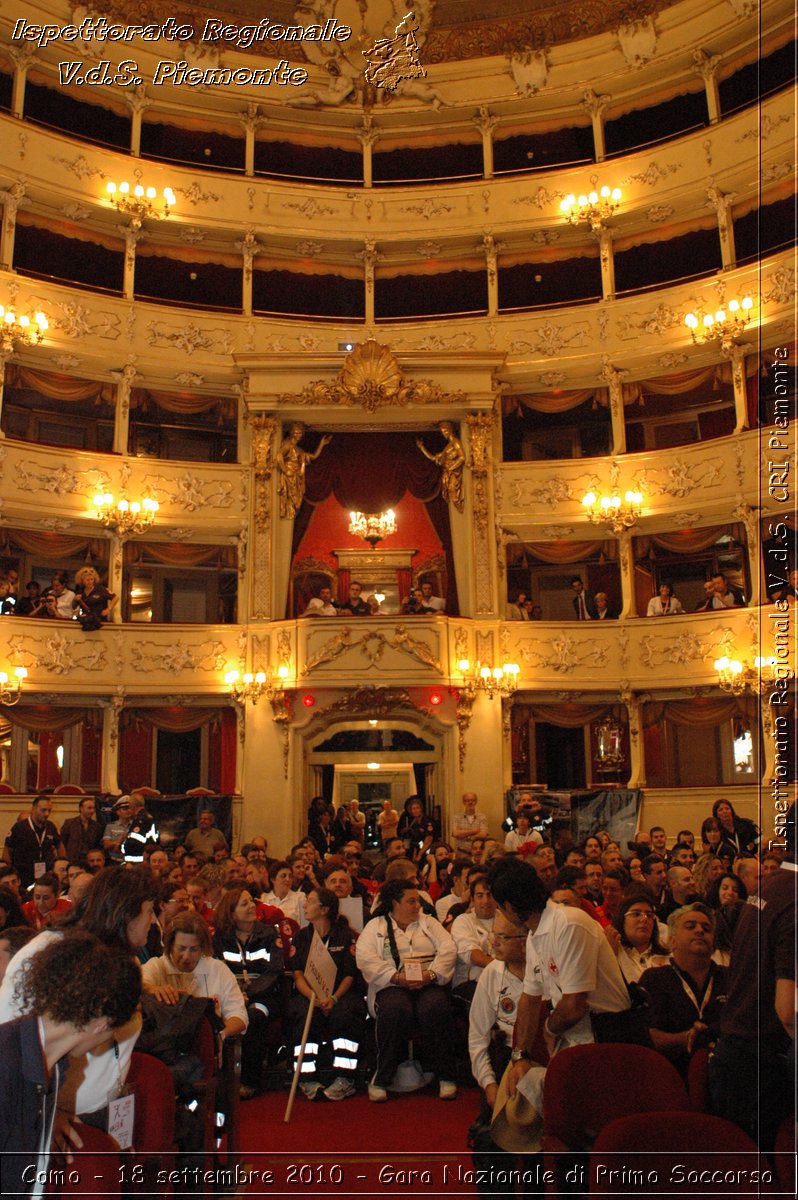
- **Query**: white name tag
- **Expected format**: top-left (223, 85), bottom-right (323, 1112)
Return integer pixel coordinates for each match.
top-left (404, 960), bottom-right (423, 982)
top-left (108, 1093), bottom-right (135, 1151)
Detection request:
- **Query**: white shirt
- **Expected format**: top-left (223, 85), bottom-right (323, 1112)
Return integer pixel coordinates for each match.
top-left (451, 910), bottom-right (495, 987)
top-left (435, 891), bottom-right (463, 923)
top-left (142, 954), bottom-right (248, 1028)
top-left (356, 913), bottom-right (456, 1015)
top-left (262, 888), bottom-right (305, 924)
top-left (304, 597), bottom-right (337, 616)
top-left (468, 961), bottom-right (524, 1089)
top-left (504, 828), bottom-right (543, 852)
top-left (0, 930), bottom-right (141, 1115)
top-left (523, 903), bottom-right (630, 1045)
top-left (646, 595), bottom-right (684, 616)
top-left (422, 594), bottom-right (446, 611)
top-left (54, 588), bottom-right (76, 619)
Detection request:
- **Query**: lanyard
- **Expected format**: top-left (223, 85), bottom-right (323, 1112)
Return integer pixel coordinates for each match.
top-left (28, 817), bottom-right (49, 852)
top-left (670, 963), bottom-right (714, 1020)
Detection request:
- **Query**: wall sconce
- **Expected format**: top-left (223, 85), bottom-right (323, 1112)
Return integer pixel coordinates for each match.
top-left (685, 296), bottom-right (753, 350)
top-left (457, 658), bottom-right (520, 700)
top-left (560, 186), bottom-right (621, 230)
top-left (94, 493), bottom-right (159, 535)
top-left (714, 655), bottom-right (787, 696)
top-left (582, 489), bottom-right (643, 534)
top-left (106, 181), bottom-right (176, 220)
top-left (348, 510), bottom-right (397, 547)
top-left (225, 665), bottom-right (289, 705)
top-left (0, 665), bottom-right (27, 705)
top-left (0, 305), bottom-right (48, 353)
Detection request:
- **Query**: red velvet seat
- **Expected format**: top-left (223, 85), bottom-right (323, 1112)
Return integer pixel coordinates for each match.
top-left (543, 1043), bottom-right (690, 1153)
top-left (127, 1051), bottom-right (176, 1153)
top-left (686, 1046), bottom-right (710, 1111)
top-left (48, 1123), bottom-right (120, 1196)
top-left (589, 1111), bottom-right (771, 1196)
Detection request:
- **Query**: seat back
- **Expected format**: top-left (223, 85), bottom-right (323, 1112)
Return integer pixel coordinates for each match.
top-left (590, 1111), bottom-right (770, 1196)
top-left (543, 1044), bottom-right (690, 1150)
top-left (686, 1046), bottom-right (710, 1111)
top-left (49, 1124), bottom-right (120, 1196)
top-left (127, 1051), bottom-right (176, 1153)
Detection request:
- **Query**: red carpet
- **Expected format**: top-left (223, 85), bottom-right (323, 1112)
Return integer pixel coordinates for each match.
top-left (236, 1084), bottom-right (482, 1196)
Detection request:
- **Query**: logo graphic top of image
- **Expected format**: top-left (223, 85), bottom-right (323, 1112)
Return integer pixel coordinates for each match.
top-left (362, 11), bottom-right (426, 91)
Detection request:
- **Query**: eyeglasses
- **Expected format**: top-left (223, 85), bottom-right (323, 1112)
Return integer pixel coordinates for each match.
top-left (625, 910), bottom-right (655, 920)
top-left (491, 932), bottom-right (527, 941)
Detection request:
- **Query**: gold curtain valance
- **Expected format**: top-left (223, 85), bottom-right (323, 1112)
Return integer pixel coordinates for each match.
top-left (130, 388), bottom-right (236, 421)
top-left (5, 366), bottom-right (115, 406)
top-left (515, 702), bottom-right (622, 728)
top-left (124, 543), bottom-right (236, 568)
top-left (642, 696), bottom-right (758, 728)
top-left (523, 540), bottom-right (618, 565)
top-left (1, 530), bottom-right (105, 562)
top-left (502, 388), bottom-right (608, 417)
top-left (0, 705), bottom-right (94, 731)
top-left (635, 523), bottom-right (744, 556)
top-left (122, 707), bottom-right (222, 733)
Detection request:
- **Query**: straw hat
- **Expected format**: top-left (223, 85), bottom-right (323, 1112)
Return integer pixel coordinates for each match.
top-left (490, 1062), bottom-right (544, 1153)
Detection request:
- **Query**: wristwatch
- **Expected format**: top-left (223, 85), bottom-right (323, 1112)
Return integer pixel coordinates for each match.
top-left (427, 969), bottom-right (438, 982)
top-left (510, 1049), bottom-right (530, 1063)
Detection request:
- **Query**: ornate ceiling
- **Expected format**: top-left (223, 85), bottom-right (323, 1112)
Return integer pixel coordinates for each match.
top-left (86, 0), bottom-right (673, 63)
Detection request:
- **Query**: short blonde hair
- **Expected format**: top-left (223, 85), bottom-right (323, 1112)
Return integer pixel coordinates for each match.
top-left (75, 566), bottom-right (99, 586)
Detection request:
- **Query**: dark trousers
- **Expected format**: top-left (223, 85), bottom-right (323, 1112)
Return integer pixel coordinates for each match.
top-left (287, 991), bottom-right (367, 1077)
top-left (709, 1033), bottom-right (793, 1152)
top-left (373, 985), bottom-right (455, 1087)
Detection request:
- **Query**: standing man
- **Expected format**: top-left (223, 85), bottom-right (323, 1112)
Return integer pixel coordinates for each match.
top-left (59, 795), bottom-right (103, 865)
top-left (184, 807), bottom-right (227, 859)
top-left (488, 858), bottom-right (631, 1117)
top-left (338, 581), bottom-right (370, 616)
top-left (451, 792), bottom-right (489, 854)
top-left (3, 795), bottom-right (64, 889)
top-left (570, 576), bottom-right (598, 621)
top-left (102, 797), bottom-right (132, 863)
top-left (121, 789), bottom-right (159, 864)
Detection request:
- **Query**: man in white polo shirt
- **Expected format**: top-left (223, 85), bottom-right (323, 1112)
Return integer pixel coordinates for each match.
top-left (488, 858), bottom-right (632, 1119)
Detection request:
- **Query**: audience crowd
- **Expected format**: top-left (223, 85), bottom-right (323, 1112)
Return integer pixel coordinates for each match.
top-left (0, 785), bottom-right (792, 1191)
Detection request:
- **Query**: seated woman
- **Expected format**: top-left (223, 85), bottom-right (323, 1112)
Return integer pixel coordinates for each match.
top-left (705, 872), bottom-right (748, 910)
top-left (646, 581), bottom-right (684, 616)
top-left (356, 879), bottom-right (457, 1103)
top-left (607, 893), bottom-right (669, 983)
top-left (692, 852), bottom-right (725, 899)
top-left (142, 911), bottom-right (247, 1077)
top-left (711, 798), bottom-right (759, 857)
top-left (263, 860), bottom-right (305, 923)
top-left (211, 887), bottom-right (284, 1098)
top-left (288, 886), bottom-right (366, 1102)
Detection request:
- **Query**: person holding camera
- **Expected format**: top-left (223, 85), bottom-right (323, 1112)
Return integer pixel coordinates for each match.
top-left (638, 902), bottom-right (727, 1079)
top-left (72, 566), bottom-right (117, 631)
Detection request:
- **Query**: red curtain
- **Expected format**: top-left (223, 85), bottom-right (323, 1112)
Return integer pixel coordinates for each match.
top-left (208, 707), bottom-right (237, 794)
top-left (81, 725), bottom-right (102, 789)
top-left (292, 432), bottom-right (459, 614)
top-left (36, 731), bottom-right (61, 790)
top-left (119, 722), bottom-right (154, 792)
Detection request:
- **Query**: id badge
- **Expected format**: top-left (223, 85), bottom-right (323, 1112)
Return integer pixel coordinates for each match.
top-left (34, 861), bottom-right (46, 879)
top-left (404, 960), bottom-right (423, 982)
top-left (108, 1093), bottom-right (135, 1150)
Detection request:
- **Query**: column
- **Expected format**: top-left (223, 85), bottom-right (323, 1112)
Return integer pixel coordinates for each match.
top-left (622, 691), bottom-right (646, 787)
top-left (360, 116), bottom-right (379, 188)
top-left (112, 362), bottom-right (138, 454)
top-left (460, 694), bottom-right (505, 831)
top-left (693, 49), bottom-right (721, 125)
top-left (727, 343), bottom-right (750, 433)
top-left (731, 500), bottom-right (760, 606)
top-left (9, 723), bottom-right (28, 792)
top-left (238, 228), bottom-right (262, 317)
top-left (617, 529), bottom-right (635, 619)
top-left (473, 107), bottom-right (499, 180)
top-left (597, 226), bottom-right (616, 299)
top-left (243, 103), bottom-right (259, 176)
top-left (101, 694), bottom-right (124, 793)
top-left (706, 181), bottom-right (737, 268)
top-left (62, 724), bottom-right (83, 784)
top-left (123, 222), bottom-right (141, 300)
top-left (10, 46), bottom-right (35, 118)
top-left (582, 89), bottom-right (609, 162)
top-left (0, 183), bottom-right (25, 269)
top-left (601, 357), bottom-right (627, 456)
top-left (0, 353), bottom-right (8, 438)
top-left (107, 534), bottom-right (124, 624)
top-left (359, 239), bottom-right (381, 326)
top-left (248, 414), bottom-right (277, 621)
top-left (129, 86), bottom-right (146, 156)
top-left (483, 233), bottom-right (498, 317)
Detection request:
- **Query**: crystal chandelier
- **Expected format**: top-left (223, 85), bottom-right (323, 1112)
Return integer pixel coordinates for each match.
top-left (225, 665), bottom-right (288, 705)
top-left (106, 181), bottom-right (176, 220)
top-left (0, 305), bottom-right (48, 353)
top-left (560, 186), bottom-right (621, 230)
top-left (348, 510), bottom-right (397, 547)
top-left (457, 659), bottom-right (520, 700)
top-left (685, 296), bottom-right (753, 350)
top-left (0, 665), bottom-right (27, 705)
top-left (582, 489), bottom-right (643, 534)
top-left (94, 493), bottom-right (159, 535)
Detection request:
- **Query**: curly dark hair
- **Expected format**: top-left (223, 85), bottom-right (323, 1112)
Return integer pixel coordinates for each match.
top-left (15, 929), bottom-right (141, 1029)
top-left (163, 911), bottom-right (212, 959)
top-left (371, 878), bottom-right (417, 919)
top-left (613, 892), bottom-right (667, 953)
top-left (214, 886), bottom-right (256, 937)
top-left (0, 886), bottom-right (26, 930)
top-left (57, 865), bottom-right (157, 947)
top-left (705, 872), bottom-right (748, 908)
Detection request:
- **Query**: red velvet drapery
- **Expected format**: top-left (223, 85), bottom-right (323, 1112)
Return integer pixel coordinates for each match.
top-left (291, 432), bottom-right (459, 614)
